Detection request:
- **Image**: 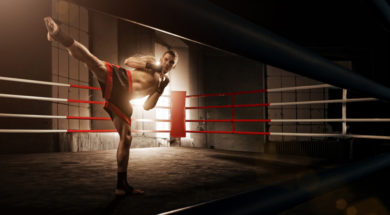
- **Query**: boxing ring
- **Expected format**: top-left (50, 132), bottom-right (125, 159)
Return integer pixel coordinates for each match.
top-left (1, 0), bottom-right (390, 214)
top-left (1, 75), bottom-right (389, 141)
top-left (1, 74), bottom-right (390, 215)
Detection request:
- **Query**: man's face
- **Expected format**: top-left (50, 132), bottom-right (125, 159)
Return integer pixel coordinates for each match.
top-left (160, 53), bottom-right (176, 74)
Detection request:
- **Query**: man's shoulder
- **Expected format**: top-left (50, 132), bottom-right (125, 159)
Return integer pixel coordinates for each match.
top-left (131, 54), bottom-right (155, 58)
top-left (141, 55), bottom-right (156, 61)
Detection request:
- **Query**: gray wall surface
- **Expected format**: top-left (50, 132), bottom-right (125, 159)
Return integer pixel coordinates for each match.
top-left (3, 1), bottom-right (385, 157)
top-left (266, 65), bottom-right (331, 143)
top-left (0, 0), bottom-right (53, 153)
top-left (90, 16), bottom-right (156, 131)
top-left (89, 10), bottom-right (118, 130)
top-left (51, 0), bottom-right (90, 131)
top-left (197, 48), bottom-right (267, 152)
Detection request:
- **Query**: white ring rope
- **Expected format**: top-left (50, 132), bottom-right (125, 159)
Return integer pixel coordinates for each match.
top-left (348, 134), bottom-right (390, 140)
top-left (0, 130), bottom-right (388, 140)
top-left (270, 118), bottom-right (390, 122)
top-left (0, 76), bottom-right (387, 140)
top-left (1, 75), bottom-right (335, 94)
top-left (0, 129), bottom-right (67, 133)
top-left (270, 132), bottom-right (343, 137)
top-left (0, 93), bottom-right (67, 102)
top-left (0, 76), bottom-right (70, 87)
top-left (266, 84), bottom-right (337, 92)
top-left (1, 113), bottom-right (390, 123)
top-left (0, 93), bottom-right (377, 106)
top-left (0, 113), bottom-right (66, 119)
top-left (270, 98), bottom-right (377, 106)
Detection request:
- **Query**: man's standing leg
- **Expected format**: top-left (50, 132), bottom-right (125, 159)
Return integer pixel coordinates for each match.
top-left (112, 115), bottom-right (144, 196)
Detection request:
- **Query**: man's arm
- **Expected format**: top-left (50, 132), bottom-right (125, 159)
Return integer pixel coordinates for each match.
top-left (143, 75), bottom-right (170, 110)
top-left (143, 91), bottom-right (163, 111)
top-left (124, 56), bottom-right (155, 69)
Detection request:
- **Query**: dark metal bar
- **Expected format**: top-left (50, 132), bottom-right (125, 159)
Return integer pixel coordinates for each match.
top-left (370, 0), bottom-right (390, 27)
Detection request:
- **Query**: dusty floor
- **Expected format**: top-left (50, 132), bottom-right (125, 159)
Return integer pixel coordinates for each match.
top-left (0, 147), bottom-right (335, 215)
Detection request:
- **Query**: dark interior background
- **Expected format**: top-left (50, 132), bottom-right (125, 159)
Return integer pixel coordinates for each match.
top-left (0, 0), bottom-right (389, 157)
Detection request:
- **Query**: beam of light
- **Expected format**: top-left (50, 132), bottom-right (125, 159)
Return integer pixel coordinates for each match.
top-left (130, 97), bottom-right (148, 106)
top-left (156, 84), bottom-right (170, 138)
top-left (156, 108), bottom-right (170, 120)
top-left (156, 108), bottom-right (170, 138)
top-left (156, 96), bottom-right (169, 106)
top-left (134, 119), bottom-right (154, 122)
top-left (186, 109), bottom-right (191, 138)
top-left (107, 132), bottom-right (120, 139)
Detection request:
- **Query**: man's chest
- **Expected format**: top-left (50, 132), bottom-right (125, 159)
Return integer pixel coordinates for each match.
top-left (132, 70), bottom-right (159, 87)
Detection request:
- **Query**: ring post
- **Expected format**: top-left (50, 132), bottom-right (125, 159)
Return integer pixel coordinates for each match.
top-left (170, 91), bottom-right (186, 138)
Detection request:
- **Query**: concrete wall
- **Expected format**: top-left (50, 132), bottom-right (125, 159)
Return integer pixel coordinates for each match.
top-left (263, 61), bottom-right (382, 159)
top-left (62, 2), bottom-right (390, 158)
top-left (193, 47), bottom-right (267, 152)
top-left (0, 1), bottom-right (167, 153)
top-left (51, 0), bottom-right (90, 131)
top-left (184, 45), bottom-right (207, 148)
top-left (0, 0), bottom-right (53, 153)
top-left (89, 10), bottom-right (118, 130)
top-left (118, 19), bottom-right (158, 144)
top-left (1, 1), bottom-right (388, 156)
top-left (88, 13), bottom-right (172, 148)
top-left (266, 65), bottom-right (331, 143)
top-left (265, 65), bottom-right (333, 155)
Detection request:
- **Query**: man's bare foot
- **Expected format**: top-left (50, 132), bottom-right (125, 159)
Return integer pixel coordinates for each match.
top-left (43, 16), bottom-right (74, 47)
top-left (44, 17), bottom-right (59, 42)
top-left (114, 188), bottom-right (145, 196)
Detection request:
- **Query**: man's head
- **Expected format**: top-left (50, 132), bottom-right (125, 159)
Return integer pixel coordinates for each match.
top-left (160, 50), bottom-right (178, 74)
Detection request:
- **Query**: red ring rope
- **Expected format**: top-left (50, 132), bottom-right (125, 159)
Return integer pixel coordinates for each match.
top-left (69, 84), bottom-right (101, 90)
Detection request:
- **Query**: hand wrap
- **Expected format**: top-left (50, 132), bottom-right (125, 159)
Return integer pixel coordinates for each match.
top-left (156, 76), bottom-right (169, 94)
top-left (145, 62), bottom-right (162, 74)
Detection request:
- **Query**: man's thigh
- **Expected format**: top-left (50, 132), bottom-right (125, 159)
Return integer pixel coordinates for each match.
top-left (68, 41), bottom-right (107, 83)
top-left (112, 114), bottom-right (131, 137)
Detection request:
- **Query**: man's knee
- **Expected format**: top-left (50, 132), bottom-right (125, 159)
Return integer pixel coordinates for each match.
top-left (121, 131), bottom-right (132, 147)
top-left (124, 135), bottom-right (132, 146)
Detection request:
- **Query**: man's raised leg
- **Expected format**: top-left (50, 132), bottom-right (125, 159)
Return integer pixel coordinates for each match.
top-left (44, 16), bottom-right (106, 83)
top-left (112, 114), bottom-right (144, 196)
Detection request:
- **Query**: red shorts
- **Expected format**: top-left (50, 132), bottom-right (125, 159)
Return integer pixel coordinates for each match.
top-left (98, 62), bottom-right (133, 125)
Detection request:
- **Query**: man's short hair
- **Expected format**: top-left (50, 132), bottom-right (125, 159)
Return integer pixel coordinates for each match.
top-left (162, 50), bottom-right (179, 66)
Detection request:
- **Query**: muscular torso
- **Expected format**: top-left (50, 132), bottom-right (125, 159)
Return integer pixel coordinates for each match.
top-left (130, 69), bottom-right (160, 99)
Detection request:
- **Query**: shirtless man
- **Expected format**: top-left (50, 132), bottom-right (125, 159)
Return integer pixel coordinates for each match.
top-left (44, 17), bottom-right (178, 196)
